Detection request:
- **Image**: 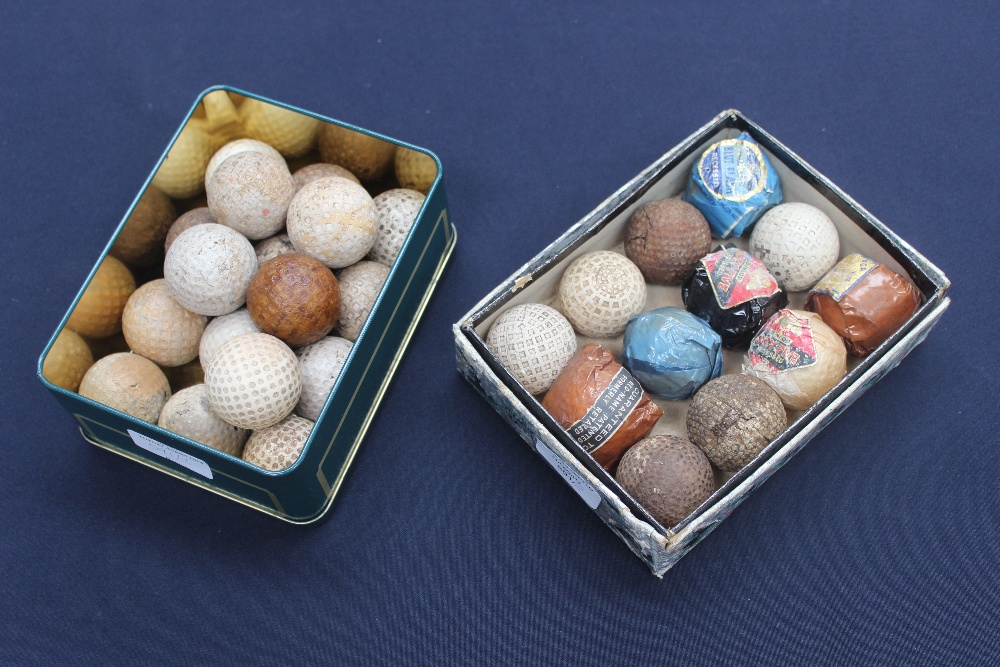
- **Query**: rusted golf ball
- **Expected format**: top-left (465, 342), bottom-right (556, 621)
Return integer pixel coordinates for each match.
top-left (616, 435), bottom-right (714, 528)
top-left (686, 374), bottom-right (787, 471)
top-left (165, 207), bottom-right (216, 254)
top-left (336, 261), bottom-right (388, 342)
top-left (164, 223), bottom-right (257, 316)
top-left (110, 185), bottom-right (176, 268)
top-left (207, 151), bottom-right (296, 240)
top-left (198, 308), bottom-right (260, 366)
top-left (122, 279), bottom-right (207, 367)
top-left (247, 254), bottom-right (341, 347)
top-left (624, 198), bottom-right (712, 285)
top-left (242, 414), bottom-right (314, 471)
top-left (368, 188), bottom-right (425, 266)
top-left (158, 384), bottom-right (248, 456)
top-left (296, 336), bottom-right (353, 421)
top-left (486, 303), bottom-right (577, 395)
top-left (286, 177), bottom-right (378, 269)
top-left (42, 329), bottom-right (94, 392)
top-left (292, 163), bottom-right (360, 191)
top-left (558, 251), bottom-right (646, 338)
top-left (79, 352), bottom-right (171, 423)
top-left (66, 255), bottom-right (136, 339)
top-left (317, 124), bottom-right (396, 182)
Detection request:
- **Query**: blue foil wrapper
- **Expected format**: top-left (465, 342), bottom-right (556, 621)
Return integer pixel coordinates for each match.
top-left (682, 132), bottom-right (782, 238)
top-left (622, 307), bottom-right (724, 400)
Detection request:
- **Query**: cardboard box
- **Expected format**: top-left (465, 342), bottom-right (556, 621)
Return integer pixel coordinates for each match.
top-left (454, 109), bottom-right (949, 576)
top-left (37, 86), bottom-right (455, 523)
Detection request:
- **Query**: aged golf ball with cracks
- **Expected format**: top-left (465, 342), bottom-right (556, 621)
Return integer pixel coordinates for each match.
top-left (205, 333), bottom-right (302, 429)
top-left (368, 188), bottom-right (425, 266)
top-left (205, 138), bottom-right (285, 185)
top-left (296, 336), bottom-right (353, 421)
top-left (165, 207), bottom-right (216, 254)
top-left (247, 254), bottom-right (341, 347)
top-left (158, 384), bottom-right (248, 456)
top-left (287, 177), bottom-right (378, 269)
top-left (79, 352), bottom-right (171, 423)
top-left (66, 255), bottom-right (136, 339)
top-left (164, 223), bottom-right (257, 316)
top-left (336, 261), bottom-right (389, 342)
top-left (624, 198), bottom-right (711, 285)
top-left (558, 251), bottom-right (646, 338)
top-left (486, 304), bottom-right (577, 395)
top-left (242, 415), bottom-right (314, 471)
top-left (122, 279), bottom-right (207, 367)
top-left (207, 151), bottom-right (295, 240)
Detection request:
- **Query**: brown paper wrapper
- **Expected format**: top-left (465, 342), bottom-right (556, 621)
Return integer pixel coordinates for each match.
top-left (542, 343), bottom-right (663, 470)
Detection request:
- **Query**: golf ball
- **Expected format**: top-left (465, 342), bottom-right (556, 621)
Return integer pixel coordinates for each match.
top-left (42, 328), bottom-right (94, 392)
top-left (286, 177), bottom-right (378, 269)
top-left (79, 352), bottom-right (171, 423)
top-left (486, 303), bottom-right (577, 395)
top-left (158, 384), bottom-right (248, 456)
top-left (336, 261), bottom-right (389, 342)
top-left (558, 251), bottom-right (646, 338)
top-left (317, 124), bottom-right (396, 182)
top-left (242, 414), bottom-right (314, 471)
top-left (296, 336), bottom-right (354, 421)
top-left (198, 308), bottom-right (260, 366)
top-left (750, 202), bottom-right (840, 291)
top-left (66, 255), bottom-right (136, 339)
top-left (368, 188), bottom-right (425, 266)
top-left (164, 223), bottom-right (257, 316)
top-left (206, 151), bottom-right (295, 240)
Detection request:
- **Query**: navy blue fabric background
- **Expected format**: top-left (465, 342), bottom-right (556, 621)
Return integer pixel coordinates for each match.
top-left (2, 1), bottom-right (997, 664)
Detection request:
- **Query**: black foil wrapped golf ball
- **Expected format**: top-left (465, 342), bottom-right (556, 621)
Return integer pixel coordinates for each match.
top-left (682, 246), bottom-right (788, 348)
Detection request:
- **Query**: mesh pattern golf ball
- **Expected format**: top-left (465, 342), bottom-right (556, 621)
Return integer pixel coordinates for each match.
top-left (292, 163), bottom-right (360, 191)
top-left (122, 279), bottom-right (207, 367)
top-left (199, 308), bottom-right (260, 366)
top-left (67, 255), bottom-right (136, 338)
top-left (255, 233), bottom-right (296, 269)
top-left (164, 223), bottom-right (257, 316)
top-left (205, 138), bottom-right (285, 185)
top-left (242, 415), bottom-right (314, 471)
top-left (316, 124), bottom-right (396, 182)
top-left (558, 251), bottom-right (647, 338)
top-left (296, 336), bottom-right (354, 421)
top-left (286, 178), bottom-right (377, 269)
top-left (205, 333), bottom-right (302, 429)
top-left (750, 203), bottom-right (840, 292)
top-left (368, 188), bottom-right (425, 266)
top-left (110, 185), bottom-right (176, 268)
top-left (158, 384), bottom-right (248, 456)
top-left (42, 328), bottom-right (94, 392)
top-left (79, 352), bottom-right (171, 423)
top-left (394, 147), bottom-right (437, 194)
top-left (486, 304), bottom-right (577, 395)
top-left (240, 99), bottom-right (320, 157)
top-left (206, 151), bottom-right (295, 240)
top-left (165, 207), bottom-right (216, 254)
top-left (336, 261), bottom-right (389, 341)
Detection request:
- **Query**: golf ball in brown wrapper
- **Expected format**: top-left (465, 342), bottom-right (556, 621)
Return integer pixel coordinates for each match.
top-left (486, 304), bottom-right (577, 395)
top-left (247, 253), bottom-right (341, 347)
top-left (558, 251), bottom-right (647, 338)
top-left (805, 254), bottom-right (922, 357)
top-left (615, 435), bottom-right (714, 529)
top-left (623, 198), bottom-right (712, 285)
top-left (542, 343), bottom-right (663, 470)
top-left (686, 374), bottom-right (787, 472)
top-left (743, 309), bottom-right (847, 411)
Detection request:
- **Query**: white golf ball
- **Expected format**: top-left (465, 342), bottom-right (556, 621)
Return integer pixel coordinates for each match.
top-left (296, 336), bottom-right (354, 421)
top-left (198, 308), bottom-right (260, 366)
top-left (158, 384), bottom-right (248, 456)
top-left (205, 138), bottom-right (285, 185)
top-left (750, 202), bottom-right (840, 292)
top-left (558, 251), bottom-right (647, 338)
top-left (336, 261), bottom-right (389, 342)
top-left (286, 177), bottom-right (377, 269)
top-left (164, 223), bottom-right (257, 316)
top-left (207, 151), bottom-right (296, 240)
top-left (368, 188), bottom-right (425, 266)
top-left (242, 414), bottom-right (314, 471)
top-left (486, 304), bottom-right (577, 395)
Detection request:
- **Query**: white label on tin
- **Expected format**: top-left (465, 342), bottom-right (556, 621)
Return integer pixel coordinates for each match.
top-left (535, 439), bottom-right (601, 509)
top-left (128, 429), bottom-right (213, 480)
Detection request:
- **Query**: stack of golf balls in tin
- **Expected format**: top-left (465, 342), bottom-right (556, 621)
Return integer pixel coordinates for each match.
top-left (47, 91), bottom-right (438, 472)
top-left (485, 132), bottom-right (923, 531)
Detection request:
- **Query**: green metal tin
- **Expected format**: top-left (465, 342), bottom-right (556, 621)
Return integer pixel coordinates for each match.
top-left (37, 86), bottom-right (456, 523)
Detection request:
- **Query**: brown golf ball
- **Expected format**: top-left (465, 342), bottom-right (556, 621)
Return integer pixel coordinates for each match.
top-left (79, 352), bottom-right (171, 423)
top-left (122, 279), bottom-right (207, 367)
top-left (316, 124), bottom-right (396, 182)
top-left (242, 414), bottom-right (314, 471)
top-left (42, 328), bottom-right (94, 392)
top-left (624, 198), bottom-right (712, 285)
top-left (686, 374), bottom-right (787, 472)
top-left (66, 255), bottom-right (136, 338)
top-left (110, 185), bottom-right (177, 268)
top-left (616, 435), bottom-right (715, 529)
top-left (247, 254), bottom-right (341, 347)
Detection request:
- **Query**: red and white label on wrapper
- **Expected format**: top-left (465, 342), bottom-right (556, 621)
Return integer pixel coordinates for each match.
top-left (702, 247), bottom-right (780, 309)
top-left (747, 310), bottom-right (817, 373)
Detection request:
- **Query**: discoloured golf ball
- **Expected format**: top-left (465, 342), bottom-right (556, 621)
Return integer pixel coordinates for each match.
top-left (368, 188), bottom-right (425, 266)
top-left (247, 254), bottom-right (341, 347)
top-left (287, 177), bottom-right (378, 269)
top-left (67, 255), bottom-right (136, 338)
top-left (79, 352), bottom-right (171, 423)
top-left (42, 328), bottom-right (94, 392)
top-left (207, 151), bottom-right (295, 240)
top-left (336, 261), bottom-right (388, 341)
top-left (122, 279), bottom-right (207, 367)
top-left (165, 207), bottom-right (216, 254)
top-left (158, 384), bottom-right (248, 456)
top-left (317, 124), bottom-right (396, 182)
top-left (292, 163), bottom-right (360, 191)
top-left (199, 308), bottom-right (261, 366)
top-left (254, 233), bottom-right (296, 269)
top-left (151, 120), bottom-right (214, 199)
top-left (205, 333), bottom-right (302, 429)
top-left (615, 435), bottom-right (714, 528)
top-left (296, 336), bottom-right (353, 420)
top-left (486, 304), bottom-right (577, 395)
top-left (242, 415), bottom-right (314, 471)
top-left (110, 185), bottom-right (177, 268)
top-left (624, 198), bottom-right (711, 285)
top-left (558, 251), bottom-right (646, 338)
top-left (750, 202), bottom-right (840, 291)
top-left (686, 374), bottom-right (787, 471)
top-left (394, 147), bottom-right (437, 194)
top-left (240, 98), bottom-right (321, 157)
top-left (164, 223), bottom-right (257, 316)
top-left (205, 138), bottom-right (285, 185)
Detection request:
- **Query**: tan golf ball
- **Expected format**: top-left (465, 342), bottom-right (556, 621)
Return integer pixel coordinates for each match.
top-left (486, 304), bottom-right (577, 395)
top-left (42, 328), bottom-right (94, 392)
top-left (240, 98), bottom-right (320, 158)
top-left (750, 203), bottom-right (841, 292)
top-left (292, 162), bottom-right (360, 191)
top-left (122, 279), bottom-right (207, 367)
top-left (67, 255), bottom-right (136, 339)
top-left (558, 251), bottom-right (647, 338)
top-left (79, 352), bottom-right (171, 423)
top-left (205, 138), bottom-right (285, 185)
top-left (198, 308), bottom-right (261, 366)
top-left (336, 261), bottom-right (389, 341)
top-left (164, 223), bottom-right (257, 316)
top-left (165, 207), bottom-right (216, 254)
top-left (394, 147), bottom-right (437, 194)
top-left (316, 124), bottom-right (396, 182)
top-left (287, 177), bottom-right (377, 269)
top-left (296, 336), bottom-right (353, 421)
top-left (242, 415), bottom-right (314, 471)
top-left (206, 151), bottom-right (295, 240)
top-left (158, 384), bottom-right (248, 456)
top-left (368, 188), bottom-right (425, 266)
top-left (151, 121), bottom-right (214, 199)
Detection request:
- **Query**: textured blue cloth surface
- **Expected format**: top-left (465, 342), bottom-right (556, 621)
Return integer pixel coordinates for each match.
top-left (1, 1), bottom-right (996, 665)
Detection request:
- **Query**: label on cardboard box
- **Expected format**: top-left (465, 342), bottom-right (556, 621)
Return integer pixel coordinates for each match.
top-left (535, 438), bottom-right (601, 509)
top-left (128, 429), bottom-right (214, 480)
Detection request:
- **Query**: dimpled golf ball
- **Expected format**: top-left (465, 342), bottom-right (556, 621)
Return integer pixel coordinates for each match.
top-left (79, 352), bottom-right (171, 423)
top-left (317, 124), bottom-right (396, 182)
top-left (164, 223), bottom-right (257, 316)
top-left (198, 308), bottom-right (260, 366)
top-left (616, 435), bottom-right (715, 528)
top-left (394, 147), bottom-right (437, 194)
top-left (286, 177), bottom-right (378, 269)
top-left (368, 188), bottom-right (426, 266)
top-left (205, 138), bottom-right (286, 185)
top-left (750, 202), bottom-right (840, 291)
top-left (624, 198), bottom-right (712, 285)
top-left (165, 207), bottom-right (216, 254)
top-left (158, 384), bottom-right (248, 456)
top-left (296, 336), bottom-right (354, 420)
top-left (42, 328), bottom-right (94, 392)
top-left (240, 98), bottom-right (321, 157)
top-left (122, 279), bottom-right (207, 367)
top-left (151, 120), bottom-right (215, 199)
top-left (558, 251), bottom-right (647, 338)
top-left (686, 374), bottom-right (787, 471)
top-left (254, 233), bottom-right (296, 269)
top-left (110, 185), bottom-right (177, 268)
top-left (247, 254), bottom-right (341, 347)
top-left (292, 163), bottom-right (360, 191)
top-left (336, 261), bottom-right (389, 342)
top-left (486, 304), bottom-right (577, 395)
top-left (205, 333), bottom-right (302, 429)
top-left (206, 151), bottom-right (295, 240)
top-left (67, 255), bottom-right (137, 338)
top-left (242, 415), bottom-right (314, 471)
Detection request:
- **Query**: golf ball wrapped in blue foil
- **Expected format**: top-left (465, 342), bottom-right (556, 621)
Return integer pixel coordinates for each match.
top-left (622, 307), bottom-right (723, 400)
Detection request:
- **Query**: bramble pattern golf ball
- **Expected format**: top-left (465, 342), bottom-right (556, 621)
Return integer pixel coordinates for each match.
top-left (296, 336), bottom-right (354, 421)
top-left (242, 415), bottom-right (314, 471)
top-left (122, 279), bottom-right (207, 367)
top-left (164, 223), bottom-right (257, 316)
top-left (198, 308), bottom-right (260, 367)
top-left (368, 188), bottom-right (425, 266)
top-left (486, 304), bottom-right (577, 395)
top-left (158, 384), bottom-right (248, 456)
top-left (558, 251), bottom-right (647, 338)
top-left (750, 202), bottom-right (840, 292)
